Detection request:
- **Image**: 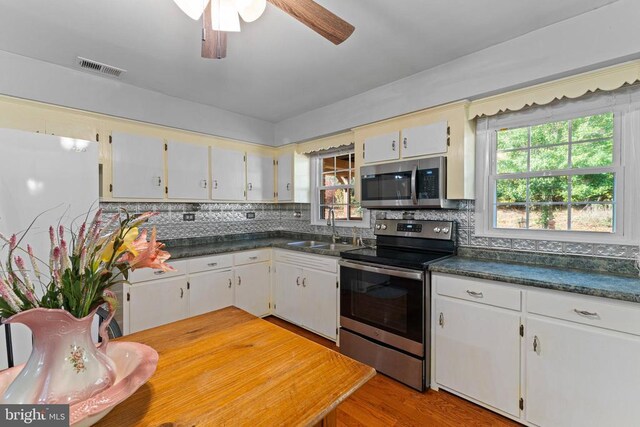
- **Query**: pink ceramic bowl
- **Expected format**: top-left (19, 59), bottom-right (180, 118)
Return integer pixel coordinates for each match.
top-left (0, 342), bottom-right (158, 426)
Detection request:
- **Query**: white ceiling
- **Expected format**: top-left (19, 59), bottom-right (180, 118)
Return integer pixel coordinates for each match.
top-left (0, 0), bottom-right (618, 123)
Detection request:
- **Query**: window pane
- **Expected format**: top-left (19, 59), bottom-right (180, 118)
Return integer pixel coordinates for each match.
top-left (571, 204), bottom-right (613, 232)
top-left (530, 120), bottom-right (568, 146)
top-left (497, 127), bottom-right (528, 150)
top-left (322, 157), bottom-right (335, 173)
top-left (529, 176), bottom-right (568, 202)
top-left (323, 173), bottom-right (338, 186)
top-left (497, 149), bottom-right (528, 174)
top-left (529, 205), bottom-right (568, 230)
top-left (496, 178), bottom-right (527, 203)
top-left (336, 170), bottom-right (350, 185)
top-left (571, 113), bottom-right (613, 141)
top-left (571, 173), bottom-right (614, 202)
top-left (336, 154), bottom-right (350, 170)
top-left (530, 145), bottom-right (568, 171)
top-left (331, 205), bottom-right (348, 220)
top-left (572, 139), bottom-right (613, 168)
top-left (320, 189), bottom-right (335, 205)
top-left (349, 205), bottom-right (363, 220)
top-left (495, 205), bottom-right (527, 229)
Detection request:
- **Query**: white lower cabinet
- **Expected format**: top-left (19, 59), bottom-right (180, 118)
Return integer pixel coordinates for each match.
top-left (273, 250), bottom-right (338, 340)
top-left (234, 262), bottom-right (271, 317)
top-left (435, 297), bottom-right (521, 417)
top-left (129, 275), bottom-right (189, 333)
top-left (188, 268), bottom-right (234, 317)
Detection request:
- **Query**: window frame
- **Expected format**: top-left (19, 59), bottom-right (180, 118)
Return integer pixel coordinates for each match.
top-left (475, 88), bottom-right (640, 245)
top-left (311, 149), bottom-right (370, 228)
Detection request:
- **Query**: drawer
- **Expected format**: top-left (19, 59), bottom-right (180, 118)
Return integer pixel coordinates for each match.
top-left (187, 254), bottom-right (233, 273)
top-left (233, 249), bottom-right (270, 266)
top-left (434, 273), bottom-right (521, 311)
top-left (527, 290), bottom-right (640, 336)
top-left (127, 259), bottom-right (187, 283)
top-left (274, 249), bottom-right (337, 273)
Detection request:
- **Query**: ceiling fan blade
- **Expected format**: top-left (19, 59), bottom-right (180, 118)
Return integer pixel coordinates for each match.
top-left (201, 1), bottom-right (228, 59)
top-left (267, 0), bottom-right (354, 45)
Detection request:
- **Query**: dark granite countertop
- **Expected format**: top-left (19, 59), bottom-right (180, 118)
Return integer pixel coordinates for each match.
top-left (430, 256), bottom-right (640, 303)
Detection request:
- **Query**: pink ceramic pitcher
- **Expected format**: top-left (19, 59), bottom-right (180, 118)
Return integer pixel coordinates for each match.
top-left (1, 307), bottom-right (117, 405)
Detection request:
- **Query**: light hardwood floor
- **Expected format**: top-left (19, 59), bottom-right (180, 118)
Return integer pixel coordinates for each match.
top-left (264, 316), bottom-right (520, 427)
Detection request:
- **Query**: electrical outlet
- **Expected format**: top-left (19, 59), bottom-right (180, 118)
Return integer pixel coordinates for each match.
top-left (183, 213), bottom-right (195, 221)
top-left (246, 212), bottom-right (256, 219)
top-left (293, 211), bottom-right (302, 218)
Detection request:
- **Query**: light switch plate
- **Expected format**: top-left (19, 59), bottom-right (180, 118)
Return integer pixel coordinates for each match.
top-left (183, 213), bottom-right (195, 221)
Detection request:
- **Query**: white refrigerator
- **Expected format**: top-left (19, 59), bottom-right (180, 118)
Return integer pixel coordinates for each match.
top-left (0, 128), bottom-right (99, 369)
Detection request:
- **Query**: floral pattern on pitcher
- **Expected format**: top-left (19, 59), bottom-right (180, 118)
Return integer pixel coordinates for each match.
top-left (66, 345), bottom-right (88, 374)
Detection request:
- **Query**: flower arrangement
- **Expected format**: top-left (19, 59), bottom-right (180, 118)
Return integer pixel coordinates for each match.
top-left (0, 209), bottom-right (174, 319)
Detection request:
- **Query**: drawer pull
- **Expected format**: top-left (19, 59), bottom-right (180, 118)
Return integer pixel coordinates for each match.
top-left (249, 256), bottom-right (259, 260)
top-left (207, 262), bottom-right (218, 267)
top-left (466, 290), bottom-right (484, 298)
top-left (533, 335), bottom-right (540, 354)
top-left (228, 279), bottom-right (232, 288)
top-left (238, 276), bottom-right (242, 286)
top-left (438, 312), bottom-right (444, 327)
top-left (574, 309), bottom-right (599, 318)
top-left (180, 288), bottom-right (184, 298)
top-left (154, 270), bottom-right (166, 276)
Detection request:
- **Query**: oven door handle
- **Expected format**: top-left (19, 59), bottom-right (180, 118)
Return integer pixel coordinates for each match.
top-left (339, 260), bottom-right (424, 281)
top-left (411, 164), bottom-right (418, 205)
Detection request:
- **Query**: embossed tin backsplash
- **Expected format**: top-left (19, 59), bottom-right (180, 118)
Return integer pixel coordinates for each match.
top-left (100, 201), bottom-right (638, 260)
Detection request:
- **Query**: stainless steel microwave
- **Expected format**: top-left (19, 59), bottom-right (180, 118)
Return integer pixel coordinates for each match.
top-left (360, 156), bottom-right (457, 209)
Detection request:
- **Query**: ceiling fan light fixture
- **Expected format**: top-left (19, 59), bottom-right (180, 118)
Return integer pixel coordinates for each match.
top-left (172, 0), bottom-right (208, 20)
top-left (235, 0), bottom-right (266, 23)
top-left (211, 0), bottom-right (241, 32)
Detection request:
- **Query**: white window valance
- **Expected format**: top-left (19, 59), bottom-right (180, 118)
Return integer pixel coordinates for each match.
top-left (468, 60), bottom-right (640, 119)
top-left (297, 131), bottom-right (353, 155)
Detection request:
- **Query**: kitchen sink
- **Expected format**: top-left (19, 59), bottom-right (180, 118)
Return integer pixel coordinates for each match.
top-left (287, 241), bottom-right (356, 251)
top-left (287, 240), bottom-right (326, 248)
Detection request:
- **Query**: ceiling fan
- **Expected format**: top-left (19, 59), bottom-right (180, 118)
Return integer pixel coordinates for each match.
top-left (173, 0), bottom-right (355, 59)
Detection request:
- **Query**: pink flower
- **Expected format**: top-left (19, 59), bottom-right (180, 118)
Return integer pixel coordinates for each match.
top-left (117, 227), bottom-right (175, 272)
top-left (9, 234), bottom-right (16, 251)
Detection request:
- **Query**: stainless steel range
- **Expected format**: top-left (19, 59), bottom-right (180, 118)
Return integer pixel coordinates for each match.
top-left (338, 219), bottom-right (455, 391)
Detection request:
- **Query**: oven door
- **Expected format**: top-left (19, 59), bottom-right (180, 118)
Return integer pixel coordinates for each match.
top-left (339, 259), bottom-right (425, 357)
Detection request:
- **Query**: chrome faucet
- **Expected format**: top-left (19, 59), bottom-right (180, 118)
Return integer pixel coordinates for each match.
top-left (327, 207), bottom-right (339, 243)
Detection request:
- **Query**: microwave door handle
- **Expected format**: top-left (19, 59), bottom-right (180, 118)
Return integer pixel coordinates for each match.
top-left (411, 164), bottom-right (418, 205)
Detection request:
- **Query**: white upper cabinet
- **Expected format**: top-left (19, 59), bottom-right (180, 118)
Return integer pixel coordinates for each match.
top-left (210, 147), bottom-right (246, 201)
top-left (363, 131), bottom-right (400, 164)
top-left (277, 153), bottom-right (293, 201)
top-left (111, 132), bottom-right (165, 199)
top-left (246, 153), bottom-right (275, 201)
top-left (167, 141), bottom-right (209, 200)
top-left (401, 121), bottom-right (448, 158)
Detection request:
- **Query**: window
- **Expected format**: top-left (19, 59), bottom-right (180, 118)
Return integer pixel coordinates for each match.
top-left (475, 86), bottom-right (640, 244)
top-left (312, 150), bottom-right (368, 226)
top-left (494, 112), bottom-right (615, 232)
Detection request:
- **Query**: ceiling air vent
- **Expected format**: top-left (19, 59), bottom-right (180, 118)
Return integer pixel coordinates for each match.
top-left (76, 57), bottom-right (126, 78)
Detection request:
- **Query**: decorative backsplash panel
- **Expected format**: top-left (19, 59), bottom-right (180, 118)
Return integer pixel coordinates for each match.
top-left (100, 201), bottom-right (638, 260)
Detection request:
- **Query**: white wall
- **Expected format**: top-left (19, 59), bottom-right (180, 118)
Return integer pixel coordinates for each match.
top-left (0, 50), bottom-right (275, 145)
top-left (274, 0), bottom-right (640, 145)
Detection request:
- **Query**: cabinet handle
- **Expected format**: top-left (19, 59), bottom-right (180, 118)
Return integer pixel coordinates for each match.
top-left (207, 262), bottom-right (218, 267)
top-left (438, 312), bottom-right (444, 327)
top-left (214, 180), bottom-right (218, 189)
top-left (533, 335), bottom-right (540, 354)
top-left (238, 276), bottom-right (241, 286)
top-left (574, 309), bottom-right (599, 318)
top-left (403, 137), bottom-right (407, 149)
top-left (249, 256), bottom-right (258, 260)
top-left (286, 183), bottom-right (290, 191)
top-left (392, 140), bottom-right (396, 151)
top-left (302, 277), bottom-right (307, 287)
top-left (228, 278), bottom-right (232, 288)
top-left (201, 179), bottom-right (208, 188)
top-left (466, 290), bottom-right (484, 298)
top-left (154, 270), bottom-right (166, 276)
top-left (296, 276), bottom-right (300, 286)
top-left (180, 288), bottom-right (184, 298)
top-left (156, 176), bottom-right (162, 186)
top-left (248, 183), bottom-right (253, 191)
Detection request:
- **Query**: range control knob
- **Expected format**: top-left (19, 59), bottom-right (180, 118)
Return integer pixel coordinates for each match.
top-left (433, 227), bottom-right (441, 233)
top-left (442, 227), bottom-right (450, 234)
top-left (381, 224), bottom-right (388, 230)
top-left (375, 224), bottom-right (381, 230)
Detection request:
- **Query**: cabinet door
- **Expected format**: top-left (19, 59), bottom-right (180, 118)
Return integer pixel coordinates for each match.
top-left (210, 147), bottom-right (246, 200)
top-left (111, 132), bottom-right (164, 199)
top-left (435, 297), bottom-right (521, 417)
top-left (234, 262), bottom-right (271, 317)
top-left (167, 141), bottom-right (209, 200)
top-left (247, 153), bottom-right (275, 201)
top-left (128, 276), bottom-right (189, 333)
top-left (277, 153), bottom-right (293, 201)
top-left (302, 269), bottom-right (337, 340)
top-left (526, 317), bottom-right (640, 427)
top-left (188, 269), bottom-right (234, 317)
top-left (401, 121), bottom-right (448, 158)
top-left (363, 131), bottom-right (400, 164)
top-left (274, 262), bottom-right (302, 324)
